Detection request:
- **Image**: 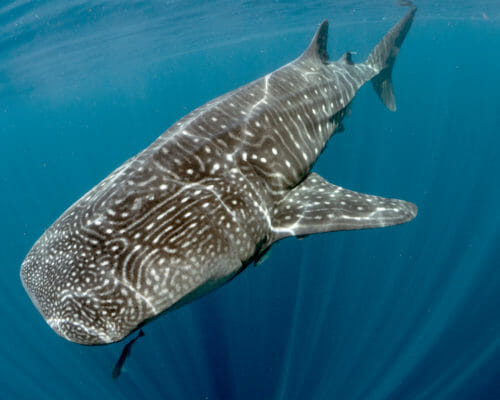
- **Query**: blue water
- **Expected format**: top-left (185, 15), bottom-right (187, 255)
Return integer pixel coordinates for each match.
top-left (1, 1), bottom-right (499, 399)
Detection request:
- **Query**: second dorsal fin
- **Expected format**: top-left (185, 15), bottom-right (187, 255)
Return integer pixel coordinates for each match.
top-left (300, 20), bottom-right (329, 64)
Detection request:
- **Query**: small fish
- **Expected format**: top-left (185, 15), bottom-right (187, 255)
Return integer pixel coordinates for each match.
top-left (112, 329), bottom-right (145, 379)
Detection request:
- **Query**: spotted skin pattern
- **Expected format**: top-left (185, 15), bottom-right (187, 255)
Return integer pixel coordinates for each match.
top-left (21, 7), bottom-right (417, 344)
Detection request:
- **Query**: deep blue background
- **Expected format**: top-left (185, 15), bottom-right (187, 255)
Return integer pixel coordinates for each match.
top-left (1, 1), bottom-right (499, 399)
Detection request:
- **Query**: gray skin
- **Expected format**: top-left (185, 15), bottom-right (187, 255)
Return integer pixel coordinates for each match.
top-left (21, 7), bottom-right (417, 345)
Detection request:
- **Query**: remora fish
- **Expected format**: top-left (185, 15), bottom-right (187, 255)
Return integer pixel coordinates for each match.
top-left (112, 329), bottom-right (145, 379)
top-left (21, 6), bottom-right (417, 345)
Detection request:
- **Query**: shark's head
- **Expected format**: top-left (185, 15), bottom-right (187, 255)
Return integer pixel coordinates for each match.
top-left (19, 158), bottom-right (248, 346)
top-left (20, 217), bottom-right (150, 345)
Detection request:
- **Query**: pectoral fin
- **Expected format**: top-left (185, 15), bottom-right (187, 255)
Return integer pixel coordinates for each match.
top-left (270, 173), bottom-right (417, 241)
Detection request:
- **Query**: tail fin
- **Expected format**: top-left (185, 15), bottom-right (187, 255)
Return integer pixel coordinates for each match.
top-left (365, 6), bottom-right (417, 111)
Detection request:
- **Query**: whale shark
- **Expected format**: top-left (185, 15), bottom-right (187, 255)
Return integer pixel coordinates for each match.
top-left (21, 6), bottom-right (417, 345)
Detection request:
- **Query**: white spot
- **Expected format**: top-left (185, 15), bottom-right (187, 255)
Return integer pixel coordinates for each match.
top-left (211, 163), bottom-right (221, 173)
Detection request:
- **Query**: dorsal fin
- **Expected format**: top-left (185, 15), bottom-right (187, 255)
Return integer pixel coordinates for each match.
top-left (340, 51), bottom-right (354, 65)
top-left (301, 20), bottom-right (329, 63)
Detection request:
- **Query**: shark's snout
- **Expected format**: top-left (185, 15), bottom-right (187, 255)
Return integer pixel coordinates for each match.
top-left (20, 234), bottom-right (132, 345)
top-left (47, 317), bottom-right (110, 345)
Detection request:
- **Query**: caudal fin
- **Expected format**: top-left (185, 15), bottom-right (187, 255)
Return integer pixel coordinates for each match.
top-left (365, 6), bottom-right (417, 111)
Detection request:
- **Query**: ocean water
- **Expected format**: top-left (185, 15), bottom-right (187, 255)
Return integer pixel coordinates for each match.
top-left (1, 1), bottom-right (499, 399)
